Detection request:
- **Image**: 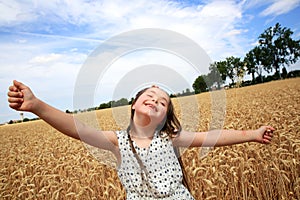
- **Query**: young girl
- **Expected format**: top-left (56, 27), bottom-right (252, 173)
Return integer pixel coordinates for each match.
top-left (7, 80), bottom-right (274, 199)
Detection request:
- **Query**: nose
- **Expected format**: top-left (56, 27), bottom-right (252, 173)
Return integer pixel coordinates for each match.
top-left (152, 97), bottom-right (158, 103)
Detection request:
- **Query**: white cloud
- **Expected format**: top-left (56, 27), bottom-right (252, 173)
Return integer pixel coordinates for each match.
top-left (16, 39), bottom-right (27, 43)
top-left (225, 29), bottom-right (248, 37)
top-left (0, 0), bottom-right (36, 25)
top-left (0, 0), bottom-right (249, 60)
top-left (29, 53), bottom-right (63, 65)
top-left (260, 0), bottom-right (300, 16)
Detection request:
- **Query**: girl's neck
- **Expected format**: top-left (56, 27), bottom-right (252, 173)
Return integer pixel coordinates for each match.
top-left (132, 113), bottom-right (158, 137)
top-left (133, 112), bottom-right (151, 126)
top-left (130, 123), bottom-right (156, 139)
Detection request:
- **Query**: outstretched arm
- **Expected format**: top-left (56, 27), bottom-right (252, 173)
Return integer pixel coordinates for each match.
top-left (173, 126), bottom-right (275, 147)
top-left (7, 80), bottom-right (118, 151)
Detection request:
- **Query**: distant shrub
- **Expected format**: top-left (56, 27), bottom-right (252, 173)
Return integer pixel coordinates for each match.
top-left (23, 118), bottom-right (30, 122)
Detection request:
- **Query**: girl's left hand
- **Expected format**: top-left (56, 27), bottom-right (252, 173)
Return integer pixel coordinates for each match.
top-left (256, 126), bottom-right (275, 144)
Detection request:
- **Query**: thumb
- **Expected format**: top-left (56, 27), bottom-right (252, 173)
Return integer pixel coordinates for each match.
top-left (13, 80), bottom-right (28, 91)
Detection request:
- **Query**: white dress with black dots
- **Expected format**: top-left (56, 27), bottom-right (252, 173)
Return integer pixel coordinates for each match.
top-left (116, 130), bottom-right (195, 200)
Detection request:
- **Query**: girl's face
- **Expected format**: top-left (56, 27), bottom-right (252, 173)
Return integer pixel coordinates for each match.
top-left (132, 87), bottom-right (170, 126)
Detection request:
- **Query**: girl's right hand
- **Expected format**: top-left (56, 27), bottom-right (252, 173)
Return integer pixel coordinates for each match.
top-left (7, 80), bottom-right (38, 112)
top-left (255, 125), bottom-right (275, 144)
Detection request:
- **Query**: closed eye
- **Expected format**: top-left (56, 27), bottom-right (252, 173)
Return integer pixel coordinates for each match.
top-left (160, 101), bottom-right (166, 106)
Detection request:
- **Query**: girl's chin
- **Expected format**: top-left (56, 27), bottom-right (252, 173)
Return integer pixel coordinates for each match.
top-left (134, 113), bottom-right (163, 126)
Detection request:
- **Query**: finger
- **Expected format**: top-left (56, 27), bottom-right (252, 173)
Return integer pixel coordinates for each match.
top-left (9, 103), bottom-right (21, 110)
top-left (8, 97), bottom-right (23, 104)
top-left (263, 130), bottom-right (273, 138)
top-left (266, 132), bottom-right (273, 137)
top-left (265, 130), bottom-right (273, 135)
top-left (7, 91), bottom-right (23, 98)
top-left (9, 85), bottom-right (19, 92)
top-left (13, 80), bottom-right (28, 91)
top-left (266, 126), bottom-right (275, 131)
top-left (262, 138), bottom-right (271, 144)
top-left (262, 136), bottom-right (272, 143)
top-left (263, 135), bottom-right (272, 140)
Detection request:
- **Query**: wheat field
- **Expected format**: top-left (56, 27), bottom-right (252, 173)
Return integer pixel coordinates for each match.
top-left (0, 78), bottom-right (299, 199)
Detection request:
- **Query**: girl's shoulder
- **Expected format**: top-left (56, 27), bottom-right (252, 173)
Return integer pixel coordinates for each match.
top-left (115, 130), bottom-right (127, 136)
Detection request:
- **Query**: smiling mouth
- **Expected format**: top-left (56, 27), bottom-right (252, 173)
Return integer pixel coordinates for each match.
top-left (144, 103), bottom-right (157, 111)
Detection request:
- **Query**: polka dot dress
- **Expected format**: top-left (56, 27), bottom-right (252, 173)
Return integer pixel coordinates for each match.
top-left (116, 130), bottom-right (195, 200)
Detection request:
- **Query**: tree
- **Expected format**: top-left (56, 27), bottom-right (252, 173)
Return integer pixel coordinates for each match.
top-left (192, 75), bottom-right (208, 94)
top-left (258, 23), bottom-right (300, 79)
top-left (128, 97), bottom-right (134, 105)
top-left (99, 102), bottom-right (111, 109)
top-left (111, 98), bottom-right (129, 107)
top-left (282, 67), bottom-right (287, 79)
top-left (215, 60), bottom-right (227, 83)
top-left (244, 46), bottom-right (266, 83)
top-left (66, 109), bottom-right (72, 113)
top-left (23, 118), bottom-right (30, 122)
top-left (179, 88), bottom-right (193, 96)
top-left (244, 49), bottom-right (256, 83)
top-left (208, 62), bottom-right (223, 89)
top-left (225, 56), bottom-right (243, 86)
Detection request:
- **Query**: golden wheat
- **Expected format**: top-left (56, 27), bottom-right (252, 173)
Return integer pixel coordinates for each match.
top-left (0, 78), bottom-right (299, 199)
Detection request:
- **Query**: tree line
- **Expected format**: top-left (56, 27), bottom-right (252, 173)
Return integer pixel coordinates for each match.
top-left (193, 23), bottom-right (300, 93)
top-left (65, 89), bottom-right (195, 114)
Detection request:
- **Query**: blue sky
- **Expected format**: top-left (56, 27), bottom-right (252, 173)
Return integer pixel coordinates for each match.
top-left (1, 0), bottom-right (300, 123)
